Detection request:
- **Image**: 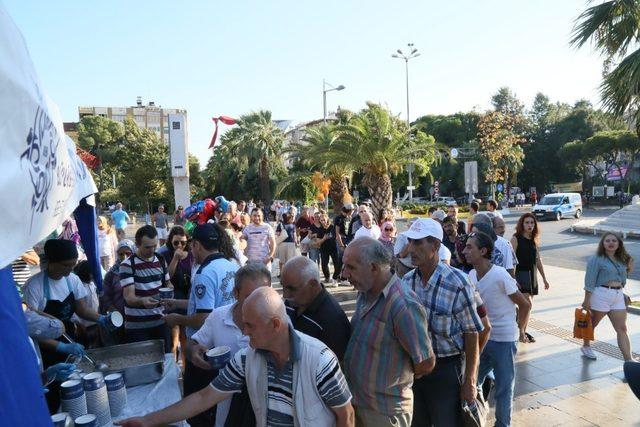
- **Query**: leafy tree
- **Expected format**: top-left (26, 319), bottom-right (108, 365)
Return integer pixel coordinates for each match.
top-left (188, 155), bottom-right (205, 199)
top-left (571, 0), bottom-right (640, 135)
top-left (338, 102), bottom-right (438, 218)
top-left (117, 118), bottom-right (171, 212)
top-left (289, 124), bottom-right (354, 213)
top-left (477, 111), bottom-right (525, 198)
top-left (76, 116), bottom-right (125, 201)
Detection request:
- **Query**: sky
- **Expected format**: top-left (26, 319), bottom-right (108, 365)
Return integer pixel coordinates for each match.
top-left (4, 0), bottom-right (605, 166)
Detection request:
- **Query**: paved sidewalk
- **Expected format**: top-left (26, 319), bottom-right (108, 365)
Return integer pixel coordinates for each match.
top-left (506, 264), bottom-right (640, 426)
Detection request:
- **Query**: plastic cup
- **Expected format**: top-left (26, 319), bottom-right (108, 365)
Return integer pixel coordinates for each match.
top-left (205, 346), bottom-right (231, 370)
top-left (75, 414), bottom-right (97, 427)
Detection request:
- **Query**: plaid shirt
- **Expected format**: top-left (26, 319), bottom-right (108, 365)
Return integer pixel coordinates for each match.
top-left (401, 262), bottom-right (483, 357)
top-left (344, 275), bottom-right (432, 416)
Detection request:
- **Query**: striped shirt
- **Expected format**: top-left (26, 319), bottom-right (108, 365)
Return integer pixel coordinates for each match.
top-left (401, 262), bottom-right (484, 357)
top-left (242, 223), bottom-right (274, 262)
top-left (344, 275), bottom-right (432, 416)
top-left (119, 254), bottom-right (169, 329)
top-left (212, 329), bottom-right (351, 426)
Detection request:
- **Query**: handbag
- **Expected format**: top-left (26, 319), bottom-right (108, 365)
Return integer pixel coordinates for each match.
top-left (275, 224), bottom-right (289, 245)
top-left (461, 392), bottom-right (488, 427)
top-left (573, 308), bottom-right (594, 340)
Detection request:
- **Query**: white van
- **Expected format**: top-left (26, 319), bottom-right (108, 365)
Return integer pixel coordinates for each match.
top-left (533, 193), bottom-right (583, 221)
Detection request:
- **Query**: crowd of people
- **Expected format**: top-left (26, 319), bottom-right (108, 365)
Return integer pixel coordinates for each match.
top-left (13, 196), bottom-right (636, 427)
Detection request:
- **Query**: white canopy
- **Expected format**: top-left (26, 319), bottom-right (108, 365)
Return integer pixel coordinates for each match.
top-left (0, 5), bottom-right (97, 268)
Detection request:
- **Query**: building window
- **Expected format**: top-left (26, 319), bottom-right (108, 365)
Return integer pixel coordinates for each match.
top-left (172, 121), bottom-right (181, 130)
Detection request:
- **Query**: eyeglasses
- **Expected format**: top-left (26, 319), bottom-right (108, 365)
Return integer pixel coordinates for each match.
top-left (173, 240), bottom-right (187, 247)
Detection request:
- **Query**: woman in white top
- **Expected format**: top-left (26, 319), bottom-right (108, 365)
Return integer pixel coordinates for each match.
top-left (464, 231), bottom-right (531, 427)
top-left (97, 216), bottom-right (118, 271)
top-left (188, 263), bottom-right (272, 427)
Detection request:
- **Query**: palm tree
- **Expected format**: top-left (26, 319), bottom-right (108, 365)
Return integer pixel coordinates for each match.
top-left (337, 102), bottom-right (438, 218)
top-left (226, 110), bottom-right (284, 203)
top-left (571, 1), bottom-right (640, 134)
top-left (290, 124), bottom-right (354, 214)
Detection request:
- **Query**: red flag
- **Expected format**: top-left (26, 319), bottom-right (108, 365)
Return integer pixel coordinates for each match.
top-left (209, 116), bottom-right (237, 149)
top-left (76, 147), bottom-right (100, 170)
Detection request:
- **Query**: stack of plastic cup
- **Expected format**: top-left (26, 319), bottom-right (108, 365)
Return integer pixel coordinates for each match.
top-left (82, 372), bottom-right (111, 426)
top-left (51, 412), bottom-right (72, 427)
top-left (105, 372), bottom-right (127, 417)
top-left (60, 379), bottom-right (87, 420)
top-left (74, 414), bottom-right (97, 426)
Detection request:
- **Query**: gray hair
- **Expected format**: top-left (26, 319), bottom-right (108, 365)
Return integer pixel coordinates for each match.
top-left (472, 213), bottom-right (493, 227)
top-left (351, 237), bottom-right (391, 266)
top-left (234, 262), bottom-right (272, 293)
top-left (492, 215), bottom-right (505, 227)
top-left (283, 256), bottom-right (320, 286)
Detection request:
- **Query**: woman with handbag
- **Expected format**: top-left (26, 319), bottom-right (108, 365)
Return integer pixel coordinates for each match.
top-left (510, 213), bottom-right (550, 343)
top-left (581, 233), bottom-right (634, 361)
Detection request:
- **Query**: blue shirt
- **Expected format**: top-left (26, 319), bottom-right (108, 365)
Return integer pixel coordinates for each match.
top-left (187, 255), bottom-right (238, 337)
top-left (111, 209), bottom-right (130, 230)
top-left (584, 255), bottom-right (628, 292)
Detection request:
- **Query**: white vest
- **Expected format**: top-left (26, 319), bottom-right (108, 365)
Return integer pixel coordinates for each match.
top-left (244, 331), bottom-right (336, 427)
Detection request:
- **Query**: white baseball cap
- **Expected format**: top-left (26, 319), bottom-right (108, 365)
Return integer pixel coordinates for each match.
top-left (402, 218), bottom-right (443, 242)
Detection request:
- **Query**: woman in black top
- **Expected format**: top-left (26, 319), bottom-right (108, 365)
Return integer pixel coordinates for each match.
top-left (511, 213), bottom-right (550, 343)
top-left (309, 212), bottom-right (339, 286)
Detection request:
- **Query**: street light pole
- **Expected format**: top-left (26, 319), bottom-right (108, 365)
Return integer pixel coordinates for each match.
top-left (323, 79), bottom-right (345, 123)
top-left (392, 43), bottom-right (420, 202)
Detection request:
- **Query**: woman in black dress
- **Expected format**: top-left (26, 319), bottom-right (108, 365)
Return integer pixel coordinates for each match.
top-left (511, 213), bottom-right (551, 343)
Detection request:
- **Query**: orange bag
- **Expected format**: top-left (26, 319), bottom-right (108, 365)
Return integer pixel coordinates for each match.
top-left (573, 308), bottom-right (594, 340)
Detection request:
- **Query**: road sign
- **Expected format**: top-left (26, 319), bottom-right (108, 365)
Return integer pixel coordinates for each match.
top-left (497, 183), bottom-right (503, 192)
top-left (464, 161), bottom-right (478, 193)
top-left (406, 186), bottom-right (416, 190)
top-left (434, 180), bottom-right (440, 197)
top-left (450, 148), bottom-right (459, 158)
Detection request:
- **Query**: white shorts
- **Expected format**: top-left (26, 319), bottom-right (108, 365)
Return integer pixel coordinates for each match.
top-left (590, 286), bottom-right (626, 312)
top-left (156, 227), bottom-right (168, 240)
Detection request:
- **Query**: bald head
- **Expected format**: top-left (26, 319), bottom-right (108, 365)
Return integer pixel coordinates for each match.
top-left (492, 216), bottom-right (506, 237)
top-left (244, 287), bottom-right (287, 324)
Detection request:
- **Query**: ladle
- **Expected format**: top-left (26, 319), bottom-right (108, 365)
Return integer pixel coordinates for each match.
top-left (62, 333), bottom-right (109, 371)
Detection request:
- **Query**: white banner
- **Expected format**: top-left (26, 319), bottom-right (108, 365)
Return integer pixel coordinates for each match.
top-left (0, 5), bottom-right (97, 268)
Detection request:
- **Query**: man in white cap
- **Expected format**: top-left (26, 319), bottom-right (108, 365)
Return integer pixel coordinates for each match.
top-left (393, 219), bottom-right (451, 279)
top-left (399, 218), bottom-right (484, 426)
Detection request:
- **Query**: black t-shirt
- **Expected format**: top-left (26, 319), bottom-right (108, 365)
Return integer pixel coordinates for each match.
top-left (285, 289), bottom-right (351, 360)
top-left (310, 224), bottom-right (334, 251)
top-left (295, 216), bottom-right (313, 238)
top-left (334, 214), bottom-right (350, 239)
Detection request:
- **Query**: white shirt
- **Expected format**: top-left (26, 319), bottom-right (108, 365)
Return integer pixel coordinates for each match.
top-left (493, 236), bottom-right (516, 270)
top-left (73, 281), bottom-right (99, 327)
top-left (353, 223), bottom-right (381, 241)
top-left (24, 271), bottom-right (88, 311)
top-left (192, 304), bottom-right (249, 427)
top-left (439, 244), bottom-right (451, 263)
top-left (469, 265), bottom-right (519, 342)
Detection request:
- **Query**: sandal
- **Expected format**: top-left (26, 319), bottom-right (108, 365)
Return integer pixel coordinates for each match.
top-left (525, 332), bottom-right (536, 343)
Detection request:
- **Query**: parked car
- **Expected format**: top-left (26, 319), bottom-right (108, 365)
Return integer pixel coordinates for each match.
top-left (532, 193), bottom-right (583, 221)
top-left (435, 196), bottom-right (457, 206)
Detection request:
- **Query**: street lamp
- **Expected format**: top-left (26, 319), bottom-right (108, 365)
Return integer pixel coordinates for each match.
top-left (323, 79), bottom-right (345, 123)
top-left (392, 43), bottom-right (420, 201)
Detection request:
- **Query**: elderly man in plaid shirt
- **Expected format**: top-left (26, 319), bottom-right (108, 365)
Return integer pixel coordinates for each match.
top-left (342, 237), bottom-right (435, 427)
top-left (401, 218), bottom-right (484, 427)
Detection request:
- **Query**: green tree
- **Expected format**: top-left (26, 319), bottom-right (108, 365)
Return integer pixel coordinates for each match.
top-left (76, 116), bottom-right (125, 203)
top-left (289, 124), bottom-right (354, 213)
top-left (571, 1), bottom-right (640, 134)
top-left (338, 102), bottom-right (438, 218)
top-left (188, 154), bottom-right (205, 199)
top-left (477, 111), bottom-right (525, 198)
top-left (117, 118), bottom-right (171, 213)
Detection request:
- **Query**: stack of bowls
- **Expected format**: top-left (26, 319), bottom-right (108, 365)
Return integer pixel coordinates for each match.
top-left (60, 379), bottom-right (87, 420)
top-left (51, 412), bottom-right (72, 427)
top-left (105, 373), bottom-right (127, 417)
top-left (82, 372), bottom-right (111, 426)
top-left (74, 414), bottom-right (97, 426)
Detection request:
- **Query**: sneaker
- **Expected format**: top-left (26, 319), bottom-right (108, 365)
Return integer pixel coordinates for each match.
top-left (339, 280), bottom-right (351, 287)
top-left (581, 346), bottom-right (597, 360)
top-left (325, 279), bottom-right (338, 288)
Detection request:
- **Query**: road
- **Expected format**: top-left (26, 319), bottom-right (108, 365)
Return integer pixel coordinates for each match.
top-left (502, 208), bottom-right (640, 280)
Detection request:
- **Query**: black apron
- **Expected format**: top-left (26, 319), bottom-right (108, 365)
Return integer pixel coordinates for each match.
top-left (40, 273), bottom-right (77, 413)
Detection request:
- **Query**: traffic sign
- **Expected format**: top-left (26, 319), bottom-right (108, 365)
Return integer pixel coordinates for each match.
top-left (406, 186), bottom-right (415, 190)
top-left (497, 183), bottom-right (503, 192)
